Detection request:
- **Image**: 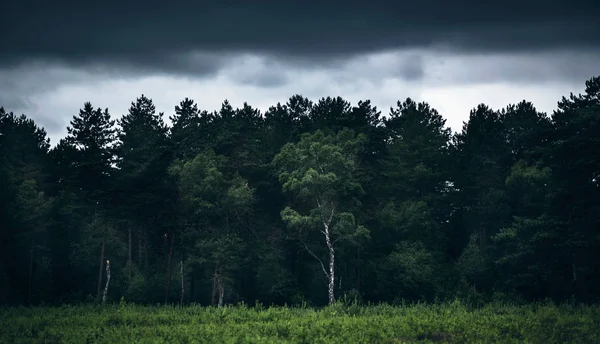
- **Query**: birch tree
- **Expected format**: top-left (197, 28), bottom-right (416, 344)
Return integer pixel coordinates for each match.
top-left (273, 129), bottom-right (369, 304)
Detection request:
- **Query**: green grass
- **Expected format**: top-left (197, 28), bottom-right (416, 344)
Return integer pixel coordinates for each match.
top-left (1, 300), bottom-right (599, 343)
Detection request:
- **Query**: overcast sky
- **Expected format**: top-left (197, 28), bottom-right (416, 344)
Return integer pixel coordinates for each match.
top-left (1, 0), bottom-right (599, 145)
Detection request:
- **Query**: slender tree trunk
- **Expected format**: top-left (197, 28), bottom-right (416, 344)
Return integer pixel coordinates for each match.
top-left (356, 248), bottom-right (361, 291)
top-left (211, 263), bottom-right (219, 306)
top-left (144, 228), bottom-right (149, 281)
top-left (480, 228), bottom-right (487, 252)
top-left (102, 260), bottom-right (111, 305)
top-left (190, 278), bottom-right (195, 303)
top-left (28, 240), bottom-right (34, 305)
top-left (137, 225), bottom-right (143, 265)
top-left (96, 226), bottom-right (107, 299)
top-left (320, 201), bottom-right (336, 305)
top-left (218, 278), bottom-right (225, 308)
top-left (164, 233), bottom-right (175, 304)
top-left (128, 226), bottom-right (132, 283)
top-left (180, 260), bottom-right (184, 306)
top-left (307, 199), bottom-right (337, 305)
top-left (325, 227), bottom-right (335, 305)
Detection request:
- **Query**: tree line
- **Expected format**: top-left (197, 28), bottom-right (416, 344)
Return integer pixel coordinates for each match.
top-left (1, 76), bottom-right (599, 307)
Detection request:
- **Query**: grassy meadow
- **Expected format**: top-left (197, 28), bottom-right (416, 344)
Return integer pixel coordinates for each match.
top-left (1, 300), bottom-right (599, 343)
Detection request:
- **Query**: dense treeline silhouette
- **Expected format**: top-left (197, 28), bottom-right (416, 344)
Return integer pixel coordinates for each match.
top-left (1, 76), bottom-right (599, 307)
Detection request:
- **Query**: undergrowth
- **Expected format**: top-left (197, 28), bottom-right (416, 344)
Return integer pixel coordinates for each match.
top-left (1, 299), bottom-right (599, 343)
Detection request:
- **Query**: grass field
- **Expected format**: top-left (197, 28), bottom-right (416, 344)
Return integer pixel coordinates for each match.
top-left (1, 300), bottom-right (599, 343)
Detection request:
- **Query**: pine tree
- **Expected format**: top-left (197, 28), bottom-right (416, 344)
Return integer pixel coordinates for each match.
top-left (63, 102), bottom-right (116, 205)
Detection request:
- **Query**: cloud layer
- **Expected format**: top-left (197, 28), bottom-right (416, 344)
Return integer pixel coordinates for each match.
top-left (2, 0), bottom-right (598, 75)
top-left (1, 0), bottom-right (598, 146)
top-left (1, 51), bottom-right (591, 146)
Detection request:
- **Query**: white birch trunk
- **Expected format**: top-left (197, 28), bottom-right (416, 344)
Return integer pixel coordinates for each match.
top-left (218, 279), bottom-right (224, 308)
top-left (311, 199), bottom-right (336, 305)
top-left (102, 260), bottom-right (110, 305)
top-left (212, 265), bottom-right (225, 308)
top-left (324, 219), bottom-right (335, 305)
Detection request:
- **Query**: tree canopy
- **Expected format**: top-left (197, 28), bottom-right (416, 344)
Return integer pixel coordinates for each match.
top-left (1, 76), bottom-right (600, 306)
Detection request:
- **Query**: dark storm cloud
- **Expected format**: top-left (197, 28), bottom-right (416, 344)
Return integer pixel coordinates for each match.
top-left (323, 51), bottom-right (426, 86)
top-left (226, 56), bottom-right (290, 88)
top-left (0, 92), bottom-right (63, 135)
top-left (389, 54), bottom-right (425, 82)
top-left (1, 0), bottom-right (598, 75)
top-left (425, 50), bottom-right (600, 86)
top-left (0, 93), bottom-right (35, 112)
top-left (0, 65), bottom-right (97, 134)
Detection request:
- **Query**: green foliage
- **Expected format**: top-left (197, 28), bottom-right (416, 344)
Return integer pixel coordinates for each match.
top-left (169, 149), bottom-right (227, 216)
top-left (1, 302), bottom-right (599, 343)
top-left (70, 215), bottom-right (127, 298)
top-left (457, 233), bottom-right (487, 287)
top-left (376, 241), bottom-right (442, 302)
top-left (274, 129), bottom-right (365, 202)
top-left (61, 102), bottom-right (116, 206)
top-left (170, 148), bottom-right (254, 305)
top-left (274, 129), bottom-right (368, 238)
top-left (254, 243), bottom-right (295, 303)
top-left (273, 129), bottom-right (369, 302)
top-left (3, 75), bottom-right (600, 317)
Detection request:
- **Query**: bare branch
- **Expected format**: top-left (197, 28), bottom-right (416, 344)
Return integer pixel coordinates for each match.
top-left (300, 239), bottom-right (329, 279)
top-left (241, 161), bottom-right (263, 167)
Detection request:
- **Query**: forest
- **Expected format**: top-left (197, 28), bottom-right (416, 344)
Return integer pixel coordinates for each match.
top-left (1, 75), bottom-right (599, 309)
